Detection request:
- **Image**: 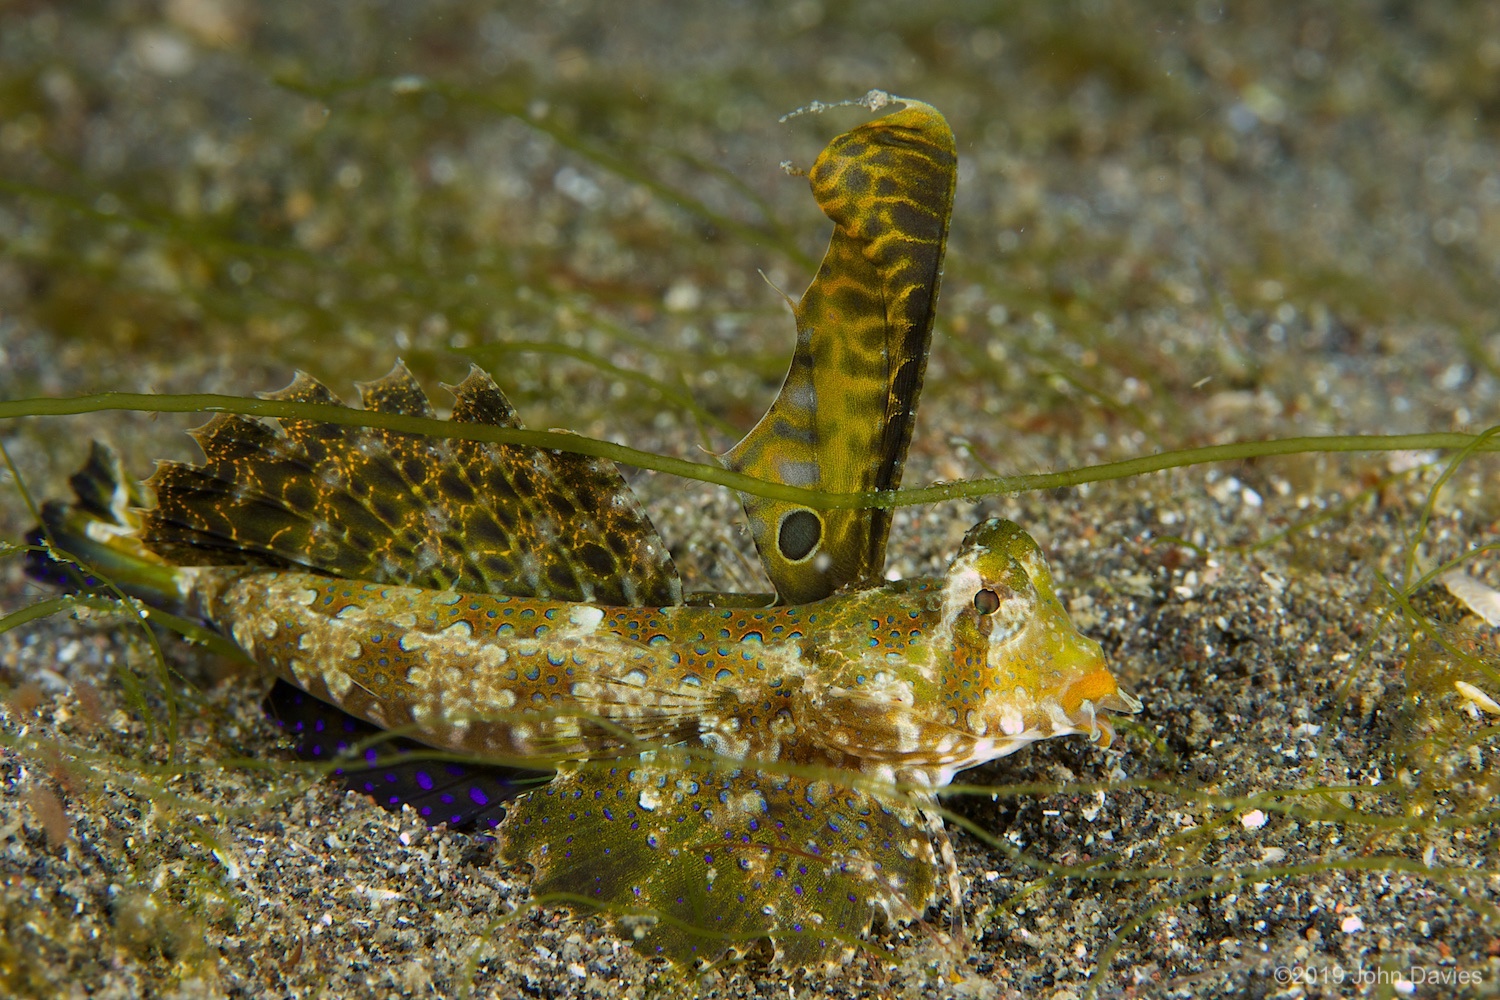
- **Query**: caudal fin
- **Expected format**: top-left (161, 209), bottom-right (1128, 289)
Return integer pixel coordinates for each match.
top-left (25, 441), bottom-right (185, 612)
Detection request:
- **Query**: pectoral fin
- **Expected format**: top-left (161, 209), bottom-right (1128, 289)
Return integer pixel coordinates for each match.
top-left (501, 752), bottom-right (944, 968)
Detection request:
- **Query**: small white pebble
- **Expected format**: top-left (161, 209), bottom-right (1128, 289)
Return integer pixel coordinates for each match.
top-left (1340, 914), bottom-right (1365, 933)
top-left (1259, 847), bottom-right (1286, 864)
top-left (1387, 450), bottom-right (1435, 474)
top-left (357, 885), bottom-right (403, 905)
top-left (211, 848), bottom-right (242, 881)
top-left (567, 963), bottom-right (587, 979)
top-left (1454, 680), bottom-right (1500, 716)
top-left (663, 280), bottom-right (702, 313)
top-left (1240, 809), bottom-right (1267, 830)
top-left (1441, 571), bottom-right (1500, 626)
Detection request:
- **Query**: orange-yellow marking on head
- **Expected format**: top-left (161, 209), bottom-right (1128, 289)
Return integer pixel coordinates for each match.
top-left (1060, 668), bottom-right (1121, 714)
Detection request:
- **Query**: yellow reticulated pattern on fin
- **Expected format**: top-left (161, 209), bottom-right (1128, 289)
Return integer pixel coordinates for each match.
top-left (725, 97), bottom-right (956, 604)
top-left (143, 362), bottom-right (681, 607)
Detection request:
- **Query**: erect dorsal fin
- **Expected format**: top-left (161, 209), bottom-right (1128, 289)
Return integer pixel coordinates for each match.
top-left (144, 361), bottom-right (682, 606)
top-left (724, 95), bottom-right (956, 604)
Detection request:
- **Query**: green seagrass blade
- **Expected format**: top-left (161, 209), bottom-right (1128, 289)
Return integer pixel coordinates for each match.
top-left (501, 752), bottom-right (944, 968)
top-left (143, 362), bottom-right (682, 606)
top-left (724, 93), bottom-right (956, 604)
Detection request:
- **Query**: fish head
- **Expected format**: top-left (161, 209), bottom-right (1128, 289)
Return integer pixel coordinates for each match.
top-left (938, 518), bottom-right (1141, 766)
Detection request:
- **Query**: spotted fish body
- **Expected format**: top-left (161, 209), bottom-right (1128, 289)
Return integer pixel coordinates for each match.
top-left (28, 96), bottom-right (1142, 968)
top-left (179, 521), bottom-right (1126, 777)
top-left (38, 424), bottom-right (1138, 964)
top-left (158, 517), bottom-right (1135, 965)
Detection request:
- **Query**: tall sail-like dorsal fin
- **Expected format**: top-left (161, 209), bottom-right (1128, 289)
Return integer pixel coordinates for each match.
top-left (143, 361), bottom-right (682, 606)
top-left (723, 96), bottom-right (956, 604)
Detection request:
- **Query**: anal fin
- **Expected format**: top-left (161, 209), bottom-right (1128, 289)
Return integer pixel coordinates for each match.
top-left (264, 680), bottom-right (550, 831)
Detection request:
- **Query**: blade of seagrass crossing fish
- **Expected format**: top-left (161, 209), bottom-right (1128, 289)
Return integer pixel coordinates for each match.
top-left (264, 680), bottom-right (549, 830)
top-left (501, 753), bottom-right (945, 967)
top-left (144, 361), bottom-right (682, 607)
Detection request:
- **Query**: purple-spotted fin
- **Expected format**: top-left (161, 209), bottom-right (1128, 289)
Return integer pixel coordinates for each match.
top-left (502, 753), bottom-right (944, 968)
top-left (264, 679), bottom-right (548, 830)
top-left (145, 361), bottom-right (682, 607)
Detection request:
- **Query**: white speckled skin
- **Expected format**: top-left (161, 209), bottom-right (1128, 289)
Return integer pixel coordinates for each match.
top-left (178, 519), bottom-right (1139, 789)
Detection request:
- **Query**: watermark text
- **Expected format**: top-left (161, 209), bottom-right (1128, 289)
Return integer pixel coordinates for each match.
top-left (1273, 964), bottom-right (1485, 990)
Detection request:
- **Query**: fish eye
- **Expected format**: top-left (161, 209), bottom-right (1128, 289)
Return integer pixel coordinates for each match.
top-left (973, 588), bottom-right (1001, 614)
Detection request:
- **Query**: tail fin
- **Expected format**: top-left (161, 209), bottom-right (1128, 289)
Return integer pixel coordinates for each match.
top-left (25, 441), bottom-right (185, 612)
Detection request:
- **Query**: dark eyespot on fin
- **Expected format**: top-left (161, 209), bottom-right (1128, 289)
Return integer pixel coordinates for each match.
top-left (501, 754), bottom-right (945, 968)
top-left (142, 361), bottom-right (682, 605)
top-left (263, 680), bottom-right (548, 831)
top-left (777, 509), bottom-right (822, 562)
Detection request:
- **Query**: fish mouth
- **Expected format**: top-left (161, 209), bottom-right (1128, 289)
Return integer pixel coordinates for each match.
top-left (1051, 668), bottom-right (1143, 747)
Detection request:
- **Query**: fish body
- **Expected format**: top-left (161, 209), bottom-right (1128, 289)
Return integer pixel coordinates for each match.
top-left (168, 519), bottom-right (1132, 785)
top-left (37, 434), bottom-right (1137, 964)
top-left (92, 513), bottom-right (1133, 966)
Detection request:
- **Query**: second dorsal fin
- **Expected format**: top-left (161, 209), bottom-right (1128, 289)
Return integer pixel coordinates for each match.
top-left (144, 361), bottom-right (682, 606)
